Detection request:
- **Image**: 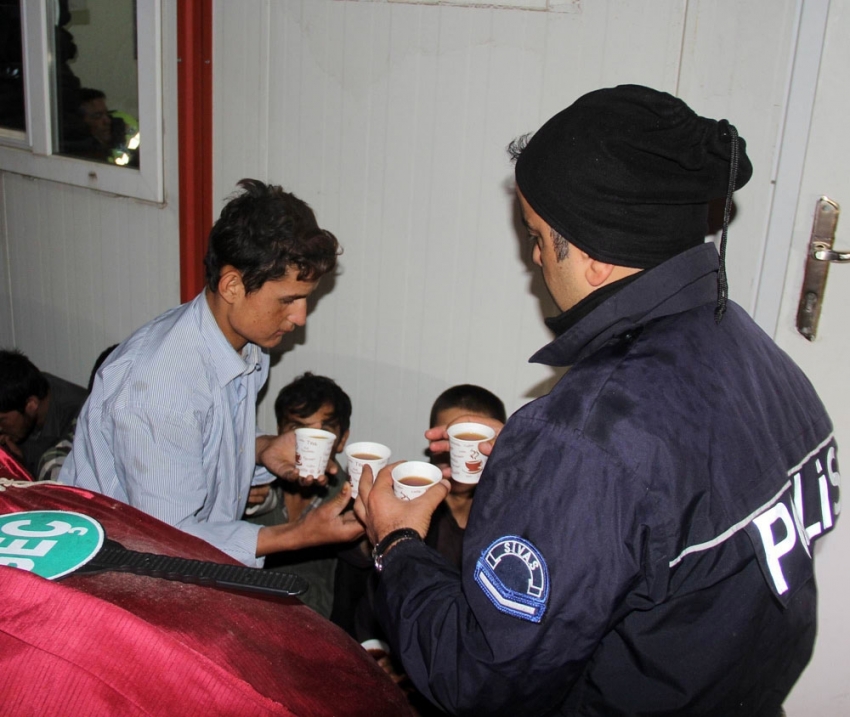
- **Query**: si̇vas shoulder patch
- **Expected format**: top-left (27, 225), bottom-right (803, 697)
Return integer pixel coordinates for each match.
top-left (474, 536), bottom-right (549, 623)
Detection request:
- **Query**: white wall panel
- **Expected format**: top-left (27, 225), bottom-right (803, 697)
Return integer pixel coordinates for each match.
top-left (0, 2), bottom-right (180, 386)
top-left (678, 0), bottom-right (801, 311)
top-left (214, 0), bottom-right (796, 463)
top-left (214, 0), bottom-right (700, 457)
top-left (0, 0), bottom-right (800, 457)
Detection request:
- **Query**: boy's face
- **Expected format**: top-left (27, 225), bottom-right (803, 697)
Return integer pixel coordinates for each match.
top-left (278, 402), bottom-right (349, 454)
top-left (0, 397), bottom-right (39, 445)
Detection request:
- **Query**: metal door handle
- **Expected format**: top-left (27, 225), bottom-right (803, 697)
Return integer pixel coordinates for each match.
top-left (813, 246), bottom-right (850, 262)
top-left (796, 197), bottom-right (847, 340)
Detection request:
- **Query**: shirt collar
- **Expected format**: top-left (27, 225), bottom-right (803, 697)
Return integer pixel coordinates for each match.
top-left (195, 292), bottom-right (262, 387)
top-left (530, 243), bottom-right (720, 367)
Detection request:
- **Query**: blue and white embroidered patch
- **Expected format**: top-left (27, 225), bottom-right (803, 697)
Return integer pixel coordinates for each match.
top-left (474, 536), bottom-right (549, 623)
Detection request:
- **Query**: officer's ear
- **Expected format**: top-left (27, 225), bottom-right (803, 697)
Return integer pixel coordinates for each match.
top-left (217, 266), bottom-right (246, 305)
top-left (584, 256), bottom-right (616, 288)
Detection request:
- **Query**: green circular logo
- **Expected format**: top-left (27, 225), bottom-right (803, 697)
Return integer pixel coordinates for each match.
top-left (0, 511), bottom-right (104, 580)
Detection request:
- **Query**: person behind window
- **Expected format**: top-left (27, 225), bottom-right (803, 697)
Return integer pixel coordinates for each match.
top-left (67, 88), bottom-right (138, 167)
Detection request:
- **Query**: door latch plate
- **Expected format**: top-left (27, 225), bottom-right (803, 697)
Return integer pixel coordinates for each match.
top-left (796, 197), bottom-right (841, 340)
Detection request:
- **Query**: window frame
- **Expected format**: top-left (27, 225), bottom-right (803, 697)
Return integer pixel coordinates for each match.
top-left (0, 0), bottom-right (164, 203)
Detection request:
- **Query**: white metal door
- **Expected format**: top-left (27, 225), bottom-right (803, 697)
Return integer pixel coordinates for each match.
top-left (771, 1), bottom-right (850, 713)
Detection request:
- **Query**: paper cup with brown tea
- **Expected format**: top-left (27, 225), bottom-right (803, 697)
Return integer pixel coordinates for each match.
top-left (391, 461), bottom-right (442, 501)
top-left (345, 441), bottom-right (392, 499)
top-left (447, 422), bottom-right (496, 484)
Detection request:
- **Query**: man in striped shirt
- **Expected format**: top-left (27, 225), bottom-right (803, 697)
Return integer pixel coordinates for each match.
top-left (60, 179), bottom-right (363, 567)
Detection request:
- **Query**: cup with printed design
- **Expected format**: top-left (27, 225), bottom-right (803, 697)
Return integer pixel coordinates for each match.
top-left (447, 422), bottom-right (496, 484)
top-left (391, 461), bottom-right (443, 501)
top-left (345, 441), bottom-right (392, 499)
top-left (294, 427), bottom-right (336, 479)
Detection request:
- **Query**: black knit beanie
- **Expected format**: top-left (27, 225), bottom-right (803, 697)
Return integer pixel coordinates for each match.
top-left (514, 84), bottom-right (753, 270)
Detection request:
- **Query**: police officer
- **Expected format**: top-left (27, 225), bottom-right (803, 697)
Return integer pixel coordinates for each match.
top-left (355, 85), bottom-right (839, 716)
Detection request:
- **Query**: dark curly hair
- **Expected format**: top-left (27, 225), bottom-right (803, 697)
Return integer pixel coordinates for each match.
top-left (0, 349), bottom-right (49, 413)
top-left (204, 179), bottom-right (341, 294)
top-left (274, 372), bottom-right (352, 436)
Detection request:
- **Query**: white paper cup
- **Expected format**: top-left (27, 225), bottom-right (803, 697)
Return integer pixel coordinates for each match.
top-left (294, 428), bottom-right (336, 478)
top-left (345, 441), bottom-right (392, 499)
top-left (391, 461), bottom-right (442, 501)
top-left (360, 638), bottom-right (390, 656)
top-left (447, 422), bottom-right (496, 484)
top-left (243, 484), bottom-right (280, 517)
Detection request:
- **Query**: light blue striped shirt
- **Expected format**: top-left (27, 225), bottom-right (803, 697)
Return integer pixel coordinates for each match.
top-left (59, 292), bottom-right (272, 567)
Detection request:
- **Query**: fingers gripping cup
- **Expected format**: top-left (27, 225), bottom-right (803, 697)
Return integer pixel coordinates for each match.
top-left (345, 442), bottom-right (392, 499)
top-left (294, 428), bottom-right (336, 478)
top-left (391, 461), bottom-right (442, 501)
top-left (447, 422), bottom-right (496, 484)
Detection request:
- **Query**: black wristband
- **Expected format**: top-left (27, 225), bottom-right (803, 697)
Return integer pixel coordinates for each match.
top-left (372, 528), bottom-right (422, 572)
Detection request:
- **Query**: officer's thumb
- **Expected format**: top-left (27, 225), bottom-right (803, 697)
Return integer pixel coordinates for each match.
top-left (416, 479), bottom-right (451, 512)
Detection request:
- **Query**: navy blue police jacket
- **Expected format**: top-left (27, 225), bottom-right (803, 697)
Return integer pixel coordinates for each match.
top-left (375, 243), bottom-right (839, 716)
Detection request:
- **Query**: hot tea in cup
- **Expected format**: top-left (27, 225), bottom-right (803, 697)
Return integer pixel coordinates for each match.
top-left (391, 461), bottom-right (442, 500)
top-left (447, 422), bottom-right (496, 484)
top-left (344, 441), bottom-right (392, 499)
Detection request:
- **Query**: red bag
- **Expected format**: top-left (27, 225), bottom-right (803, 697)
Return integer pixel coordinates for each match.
top-left (0, 444), bottom-right (32, 482)
top-left (0, 473), bottom-right (412, 716)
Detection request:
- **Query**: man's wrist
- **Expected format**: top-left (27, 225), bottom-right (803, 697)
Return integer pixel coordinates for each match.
top-left (372, 528), bottom-right (422, 572)
top-left (256, 520), bottom-right (305, 557)
top-left (255, 434), bottom-right (273, 464)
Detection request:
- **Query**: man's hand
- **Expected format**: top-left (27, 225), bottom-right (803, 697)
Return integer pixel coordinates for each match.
top-left (256, 432), bottom-right (336, 486)
top-left (366, 645), bottom-right (409, 687)
top-left (298, 482), bottom-right (363, 545)
top-left (354, 462), bottom-right (450, 545)
top-left (0, 435), bottom-right (23, 460)
top-left (247, 484), bottom-right (271, 505)
top-left (425, 414), bottom-right (504, 479)
top-left (255, 482), bottom-right (363, 556)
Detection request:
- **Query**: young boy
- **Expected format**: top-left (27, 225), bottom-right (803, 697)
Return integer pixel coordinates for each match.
top-left (422, 384), bottom-right (507, 568)
top-left (246, 372), bottom-right (351, 618)
top-left (336, 384), bottom-right (506, 710)
top-left (0, 349), bottom-right (87, 479)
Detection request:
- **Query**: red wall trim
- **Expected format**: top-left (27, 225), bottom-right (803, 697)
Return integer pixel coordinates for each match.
top-left (177, 0), bottom-right (213, 303)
